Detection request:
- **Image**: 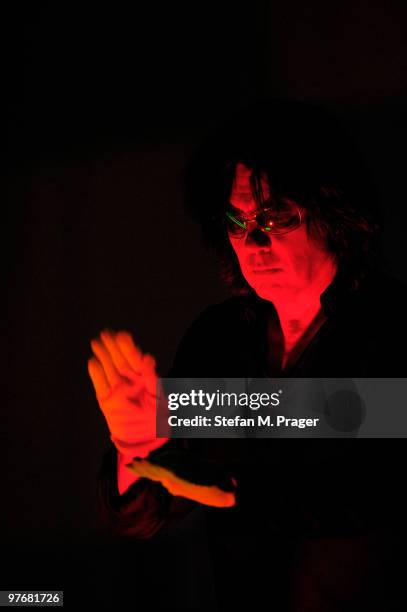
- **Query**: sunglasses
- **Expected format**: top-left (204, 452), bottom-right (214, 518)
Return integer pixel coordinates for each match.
top-left (225, 202), bottom-right (303, 237)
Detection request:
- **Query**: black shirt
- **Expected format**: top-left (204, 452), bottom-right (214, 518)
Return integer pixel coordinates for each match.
top-left (97, 270), bottom-right (407, 608)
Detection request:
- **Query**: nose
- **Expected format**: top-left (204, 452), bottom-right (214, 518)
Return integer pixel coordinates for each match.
top-left (245, 227), bottom-right (272, 248)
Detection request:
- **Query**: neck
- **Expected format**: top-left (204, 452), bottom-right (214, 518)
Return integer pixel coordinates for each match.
top-left (271, 259), bottom-right (337, 345)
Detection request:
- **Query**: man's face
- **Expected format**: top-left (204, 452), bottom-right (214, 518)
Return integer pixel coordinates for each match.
top-left (228, 163), bottom-right (336, 302)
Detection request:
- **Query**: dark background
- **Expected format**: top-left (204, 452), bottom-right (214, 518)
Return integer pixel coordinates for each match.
top-left (5, 1), bottom-right (407, 609)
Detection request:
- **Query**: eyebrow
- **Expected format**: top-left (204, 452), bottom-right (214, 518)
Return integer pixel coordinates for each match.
top-left (229, 198), bottom-right (299, 217)
top-left (231, 196), bottom-right (299, 208)
top-left (228, 203), bottom-right (262, 219)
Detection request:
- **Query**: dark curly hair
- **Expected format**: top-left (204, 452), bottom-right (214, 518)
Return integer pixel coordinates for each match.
top-left (183, 99), bottom-right (383, 295)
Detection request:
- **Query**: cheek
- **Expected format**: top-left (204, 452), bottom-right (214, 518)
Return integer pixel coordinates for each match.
top-left (281, 229), bottom-right (314, 264)
top-left (228, 238), bottom-right (251, 271)
top-left (228, 236), bottom-right (243, 259)
top-left (288, 234), bottom-right (332, 279)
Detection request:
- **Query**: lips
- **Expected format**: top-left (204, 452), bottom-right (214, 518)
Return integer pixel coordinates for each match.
top-left (252, 267), bottom-right (282, 274)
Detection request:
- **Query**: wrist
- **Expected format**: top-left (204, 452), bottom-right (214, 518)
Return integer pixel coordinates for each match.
top-left (116, 438), bottom-right (169, 496)
top-left (112, 435), bottom-right (170, 461)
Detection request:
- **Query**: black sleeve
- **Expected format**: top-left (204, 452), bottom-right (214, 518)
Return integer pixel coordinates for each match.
top-left (96, 303), bottom-right (230, 540)
top-left (97, 442), bottom-right (198, 540)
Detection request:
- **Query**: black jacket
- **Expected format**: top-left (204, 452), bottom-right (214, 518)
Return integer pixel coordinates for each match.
top-left (98, 270), bottom-right (407, 543)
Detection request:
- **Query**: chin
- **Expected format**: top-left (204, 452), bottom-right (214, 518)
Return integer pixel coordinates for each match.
top-left (251, 281), bottom-right (284, 301)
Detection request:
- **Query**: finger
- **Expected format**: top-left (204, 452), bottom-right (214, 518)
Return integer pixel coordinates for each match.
top-left (88, 357), bottom-right (111, 400)
top-left (141, 353), bottom-right (158, 395)
top-left (90, 338), bottom-right (120, 387)
top-left (128, 462), bottom-right (236, 507)
top-left (126, 459), bottom-right (162, 481)
top-left (158, 471), bottom-right (236, 507)
top-left (100, 329), bottom-right (133, 375)
top-left (141, 353), bottom-right (157, 374)
top-left (116, 331), bottom-right (143, 372)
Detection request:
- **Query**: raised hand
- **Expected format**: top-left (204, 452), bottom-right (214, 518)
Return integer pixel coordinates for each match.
top-left (88, 329), bottom-right (169, 459)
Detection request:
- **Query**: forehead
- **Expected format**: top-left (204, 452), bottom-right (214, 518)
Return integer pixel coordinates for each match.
top-left (230, 162), bottom-right (269, 214)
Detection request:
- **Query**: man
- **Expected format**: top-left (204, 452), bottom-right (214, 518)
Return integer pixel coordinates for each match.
top-left (89, 100), bottom-right (407, 610)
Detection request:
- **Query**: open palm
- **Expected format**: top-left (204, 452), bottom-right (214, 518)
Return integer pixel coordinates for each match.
top-left (88, 329), bottom-right (168, 457)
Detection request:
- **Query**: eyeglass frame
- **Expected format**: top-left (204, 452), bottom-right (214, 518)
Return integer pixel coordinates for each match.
top-left (225, 203), bottom-right (304, 237)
